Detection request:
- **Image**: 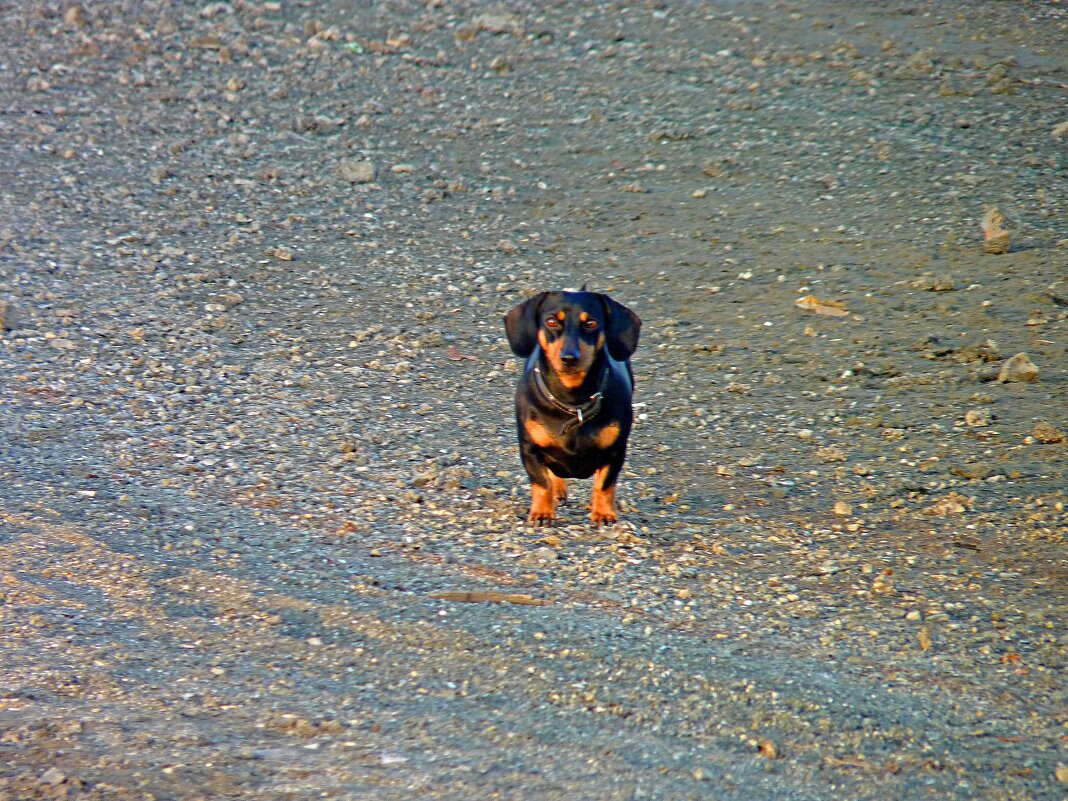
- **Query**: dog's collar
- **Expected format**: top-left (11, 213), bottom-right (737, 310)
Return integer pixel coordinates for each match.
top-left (532, 363), bottom-right (609, 433)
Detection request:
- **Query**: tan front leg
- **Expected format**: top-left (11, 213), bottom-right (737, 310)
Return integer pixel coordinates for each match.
top-left (549, 470), bottom-right (568, 506)
top-left (590, 464), bottom-right (618, 525)
top-left (528, 482), bottom-right (556, 525)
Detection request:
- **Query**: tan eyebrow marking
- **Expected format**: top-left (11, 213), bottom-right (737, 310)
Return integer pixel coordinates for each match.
top-left (579, 312), bottom-right (589, 323)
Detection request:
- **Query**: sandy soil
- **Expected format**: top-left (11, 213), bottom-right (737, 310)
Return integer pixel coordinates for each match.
top-left (1, 1), bottom-right (1065, 799)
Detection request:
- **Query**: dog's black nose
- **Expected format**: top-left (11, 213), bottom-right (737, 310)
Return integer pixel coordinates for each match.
top-left (560, 351), bottom-right (579, 364)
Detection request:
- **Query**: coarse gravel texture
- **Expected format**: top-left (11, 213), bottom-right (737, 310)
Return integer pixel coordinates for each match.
top-left (1, 1), bottom-right (1066, 799)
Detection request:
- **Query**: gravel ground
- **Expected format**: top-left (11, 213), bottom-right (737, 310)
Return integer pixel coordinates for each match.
top-left (1, 1), bottom-right (1066, 799)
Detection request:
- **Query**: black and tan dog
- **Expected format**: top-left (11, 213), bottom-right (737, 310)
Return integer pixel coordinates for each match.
top-left (504, 290), bottom-right (641, 524)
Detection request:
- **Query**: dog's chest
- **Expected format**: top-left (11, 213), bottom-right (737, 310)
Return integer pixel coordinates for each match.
top-left (524, 417), bottom-right (620, 452)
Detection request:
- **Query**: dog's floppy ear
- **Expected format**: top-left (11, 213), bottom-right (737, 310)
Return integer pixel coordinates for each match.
top-left (600, 294), bottom-right (641, 361)
top-left (504, 292), bottom-right (548, 357)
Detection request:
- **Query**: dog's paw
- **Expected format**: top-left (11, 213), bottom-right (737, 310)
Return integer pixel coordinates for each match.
top-left (528, 509), bottom-right (556, 526)
top-left (589, 509), bottom-right (618, 526)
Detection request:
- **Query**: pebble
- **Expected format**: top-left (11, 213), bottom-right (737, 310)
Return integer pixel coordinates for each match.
top-left (757, 738), bottom-right (780, 759)
top-left (1033, 421), bottom-right (1065, 444)
top-left (38, 767), bottom-right (66, 786)
top-left (337, 159), bottom-right (376, 183)
top-left (473, 12), bottom-right (523, 36)
top-left (899, 49), bottom-right (935, 77)
top-left (997, 353), bottom-right (1038, 383)
top-left (981, 207), bottom-right (1013, 254)
top-left (0, 297), bottom-right (25, 333)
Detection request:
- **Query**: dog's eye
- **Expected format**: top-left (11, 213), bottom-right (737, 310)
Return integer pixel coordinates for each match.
top-left (583, 320), bottom-right (599, 330)
top-left (544, 317), bottom-right (561, 329)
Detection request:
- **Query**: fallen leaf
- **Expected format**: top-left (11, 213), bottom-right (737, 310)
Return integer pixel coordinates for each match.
top-left (919, 626), bottom-right (933, 651)
top-left (188, 35), bottom-right (225, 49)
top-left (446, 345), bottom-right (477, 361)
top-left (430, 591), bottom-right (548, 606)
top-left (795, 295), bottom-right (849, 316)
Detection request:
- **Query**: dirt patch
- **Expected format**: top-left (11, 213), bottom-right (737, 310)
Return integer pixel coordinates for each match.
top-left (1, 1), bottom-right (1065, 799)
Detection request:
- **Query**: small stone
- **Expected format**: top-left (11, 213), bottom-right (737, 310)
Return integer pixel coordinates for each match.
top-left (533, 546), bottom-right (558, 562)
top-left (950, 463), bottom-right (993, 481)
top-left (1052, 121), bottom-right (1068, 140)
top-left (832, 501), bottom-right (852, 516)
top-left (337, 159), bottom-right (375, 183)
top-left (932, 275), bottom-right (956, 290)
top-left (924, 492), bottom-right (970, 516)
top-left (0, 299), bottom-right (18, 331)
top-left (817, 446), bottom-right (848, 463)
top-left (757, 738), bottom-right (780, 759)
top-left (871, 574), bottom-right (894, 594)
top-left (1056, 764), bottom-right (1068, 784)
top-left (64, 4), bottom-right (88, 27)
top-left (39, 767), bottom-right (66, 785)
top-left (997, 353), bottom-right (1038, 383)
top-left (981, 207), bottom-right (1013, 254)
top-left (473, 12), bottom-right (523, 36)
top-left (964, 409), bottom-right (991, 427)
top-left (899, 49), bottom-right (935, 77)
top-left (1033, 421), bottom-right (1065, 444)
top-left (910, 274), bottom-right (956, 292)
top-left (906, 610), bottom-right (922, 621)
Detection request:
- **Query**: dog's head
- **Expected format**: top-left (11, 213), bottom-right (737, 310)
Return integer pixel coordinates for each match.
top-left (504, 290), bottom-right (641, 388)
